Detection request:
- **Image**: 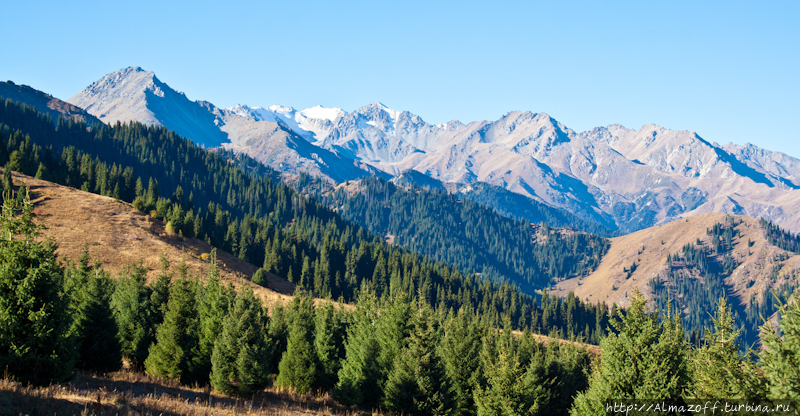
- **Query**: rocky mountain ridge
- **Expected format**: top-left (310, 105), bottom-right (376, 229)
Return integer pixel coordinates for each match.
top-left (66, 67), bottom-right (800, 233)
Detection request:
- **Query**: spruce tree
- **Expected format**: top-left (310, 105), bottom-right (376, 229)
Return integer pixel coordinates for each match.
top-left (0, 192), bottom-right (76, 385)
top-left (474, 329), bottom-right (547, 416)
top-left (570, 289), bottom-right (690, 415)
top-left (691, 297), bottom-right (767, 400)
top-left (267, 301), bottom-right (290, 374)
top-left (334, 288), bottom-right (382, 408)
top-left (375, 291), bottom-right (414, 386)
top-left (148, 253), bottom-right (172, 330)
top-left (314, 298), bottom-right (344, 390)
top-left (144, 275), bottom-right (199, 383)
top-left (276, 290), bottom-right (319, 393)
top-left (188, 252), bottom-right (232, 384)
top-left (111, 262), bottom-right (151, 368)
top-left (73, 267), bottom-right (122, 372)
top-left (210, 287), bottom-right (271, 396)
top-left (759, 292), bottom-right (800, 402)
top-left (441, 307), bottom-right (484, 415)
top-left (384, 305), bottom-right (454, 416)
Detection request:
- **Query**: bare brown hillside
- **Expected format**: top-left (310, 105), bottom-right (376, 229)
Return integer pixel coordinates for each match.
top-left (552, 212), bottom-right (800, 308)
top-left (7, 170), bottom-right (298, 308)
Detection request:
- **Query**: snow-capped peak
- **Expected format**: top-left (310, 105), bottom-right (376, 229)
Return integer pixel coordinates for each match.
top-left (266, 104), bottom-right (297, 117)
top-left (299, 105), bottom-right (344, 122)
top-left (227, 104), bottom-right (256, 118)
top-left (376, 102), bottom-right (400, 121)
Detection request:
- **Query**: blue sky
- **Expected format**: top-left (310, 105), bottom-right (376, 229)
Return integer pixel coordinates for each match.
top-left (2, 1), bottom-right (799, 157)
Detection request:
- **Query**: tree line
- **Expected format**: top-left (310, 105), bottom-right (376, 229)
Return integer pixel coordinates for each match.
top-left (297, 175), bottom-right (610, 295)
top-left (0, 96), bottom-right (613, 342)
top-left (3, 189), bottom-right (800, 414)
top-left (649, 217), bottom-right (799, 349)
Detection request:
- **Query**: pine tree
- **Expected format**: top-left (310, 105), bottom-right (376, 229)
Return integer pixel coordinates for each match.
top-left (210, 287), bottom-right (271, 396)
top-left (276, 290), bottom-right (319, 393)
top-left (148, 253), bottom-right (172, 330)
top-left (267, 301), bottom-right (290, 374)
top-left (334, 287), bottom-right (382, 408)
top-left (759, 292), bottom-right (800, 402)
top-left (0, 191), bottom-right (76, 385)
top-left (441, 307), bottom-right (484, 415)
top-left (474, 329), bottom-right (547, 416)
top-left (570, 289), bottom-right (690, 415)
top-left (691, 297), bottom-right (767, 400)
top-left (314, 298), bottom-right (344, 390)
top-left (188, 252), bottom-right (232, 384)
top-left (384, 305), bottom-right (454, 415)
top-left (111, 262), bottom-right (151, 368)
top-left (144, 275), bottom-right (199, 383)
top-left (74, 267), bottom-right (121, 372)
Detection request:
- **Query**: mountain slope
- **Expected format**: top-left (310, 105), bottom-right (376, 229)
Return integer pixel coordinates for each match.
top-left (67, 67), bottom-right (377, 182)
top-left (67, 67), bottom-right (800, 234)
top-left (552, 212), bottom-right (800, 344)
top-left (1, 95), bottom-right (611, 343)
top-left (7, 169), bottom-right (296, 305)
top-left (223, 90), bottom-right (800, 234)
top-left (1, 81), bottom-right (101, 125)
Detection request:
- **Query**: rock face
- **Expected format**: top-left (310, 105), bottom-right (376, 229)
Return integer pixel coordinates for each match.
top-left (68, 67), bottom-right (800, 233)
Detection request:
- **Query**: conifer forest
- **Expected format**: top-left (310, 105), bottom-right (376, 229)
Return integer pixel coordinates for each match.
top-left (2, 97), bottom-right (800, 415)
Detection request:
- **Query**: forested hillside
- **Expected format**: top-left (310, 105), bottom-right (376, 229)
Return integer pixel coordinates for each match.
top-left (0, 96), bottom-right (612, 343)
top-left (4, 97), bottom-right (800, 415)
top-left (296, 175), bottom-right (610, 295)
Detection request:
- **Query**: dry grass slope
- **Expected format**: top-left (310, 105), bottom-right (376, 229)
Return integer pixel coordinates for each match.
top-left (552, 212), bottom-right (800, 308)
top-left (9, 170), bottom-right (298, 308)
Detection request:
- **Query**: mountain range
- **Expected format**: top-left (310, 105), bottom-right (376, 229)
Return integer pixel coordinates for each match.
top-left (56, 66), bottom-right (800, 233)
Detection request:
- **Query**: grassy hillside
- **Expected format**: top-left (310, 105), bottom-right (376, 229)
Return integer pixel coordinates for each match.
top-left (553, 212), bottom-right (800, 344)
top-left (10, 169), bottom-right (298, 307)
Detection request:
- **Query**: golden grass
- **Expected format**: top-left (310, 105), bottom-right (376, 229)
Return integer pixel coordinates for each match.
top-left (0, 371), bottom-right (384, 416)
top-left (552, 213), bottom-right (800, 308)
top-left (6, 170), bottom-right (307, 311)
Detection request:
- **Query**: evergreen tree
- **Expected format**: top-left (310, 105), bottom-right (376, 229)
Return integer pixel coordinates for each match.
top-left (759, 292), bottom-right (800, 402)
top-left (474, 330), bottom-right (548, 416)
top-left (384, 305), bottom-right (454, 416)
top-left (111, 262), bottom-right (151, 368)
top-left (276, 290), bottom-right (319, 393)
top-left (34, 162), bottom-right (47, 180)
top-left (0, 191), bottom-right (76, 385)
top-left (314, 298), bottom-right (345, 390)
top-left (267, 301), bottom-right (290, 374)
top-left (148, 253), bottom-right (172, 330)
top-left (210, 287), bottom-right (271, 396)
top-left (188, 252), bottom-right (232, 384)
top-left (252, 267), bottom-right (269, 288)
top-left (74, 267), bottom-right (121, 372)
top-left (570, 289), bottom-right (690, 415)
top-left (691, 297), bottom-right (767, 400)
top-left (375, 291), bottom-right (414, 385)
top-left (334, 287), bottom-right (382, 408)
top-left (144, 275), bottom-right (199, 383)
top-left (441, 307), bottom-right (484, 415)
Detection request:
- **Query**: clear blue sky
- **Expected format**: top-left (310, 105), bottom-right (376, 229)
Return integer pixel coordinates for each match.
top-left (2, 0), bottom-right (798, 157)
